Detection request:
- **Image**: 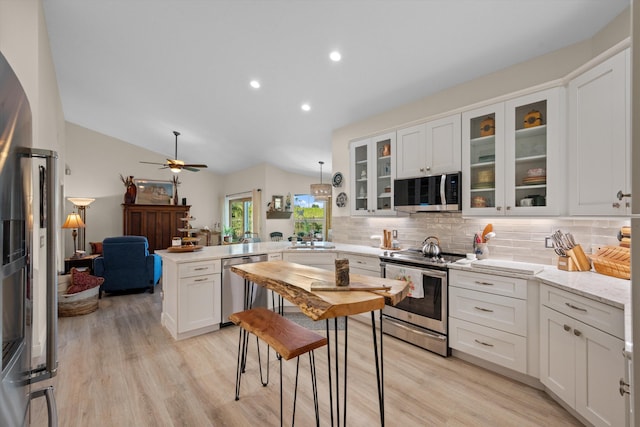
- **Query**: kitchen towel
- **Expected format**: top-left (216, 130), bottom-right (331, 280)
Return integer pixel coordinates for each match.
top-left (385, 264), bottom-right (424, 298)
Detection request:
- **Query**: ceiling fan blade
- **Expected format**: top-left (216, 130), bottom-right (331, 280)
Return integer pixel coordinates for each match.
top-left (140, 161), bottom-right (167, 166)
top-left (182, 164), bottom-right (208, 169)
top-left (183, 166), bottom-right (201, 172)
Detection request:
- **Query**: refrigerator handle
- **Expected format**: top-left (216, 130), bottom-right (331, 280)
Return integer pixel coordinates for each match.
top-left (30, 386), bottom-right (58, 427)
top-left (25, 148), bottom-right (59, 380)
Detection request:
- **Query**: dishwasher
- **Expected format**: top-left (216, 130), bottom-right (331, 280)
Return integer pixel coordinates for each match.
top-left (221, 254), bottom-right (269, 326)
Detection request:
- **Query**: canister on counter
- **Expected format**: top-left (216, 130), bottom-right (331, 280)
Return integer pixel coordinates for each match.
top-left (172, 237), bottom-right (182, 247)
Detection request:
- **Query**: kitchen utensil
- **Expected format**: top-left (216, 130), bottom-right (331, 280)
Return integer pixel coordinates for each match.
top-left (481, 224), bottom-right (493, 242)
top-left (421, 236), bottom-right (442, 257)
top-left (484, 231), bottom-right (496, 241)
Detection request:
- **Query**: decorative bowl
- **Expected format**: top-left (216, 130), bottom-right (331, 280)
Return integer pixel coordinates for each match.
top-left (527, 168), bottom-right (546, 177)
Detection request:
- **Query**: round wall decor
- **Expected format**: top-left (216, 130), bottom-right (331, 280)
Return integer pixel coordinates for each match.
top-left (332, 172), bottom-right (343, 187)
top-left (335, 192), bottom-right (347, 207)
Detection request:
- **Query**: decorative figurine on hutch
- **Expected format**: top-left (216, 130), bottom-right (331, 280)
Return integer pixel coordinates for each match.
top-left (120, 174), bottom-right (136, 204)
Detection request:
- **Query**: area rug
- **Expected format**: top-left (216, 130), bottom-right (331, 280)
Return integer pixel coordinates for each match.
top-left (283, 312), bottom-right (345, 330)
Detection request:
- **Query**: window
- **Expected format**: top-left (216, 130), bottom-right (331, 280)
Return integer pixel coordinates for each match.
top-left (293, 194), bottom-right (327, 240)
top-left (228, 196), bottom-right (253, 241)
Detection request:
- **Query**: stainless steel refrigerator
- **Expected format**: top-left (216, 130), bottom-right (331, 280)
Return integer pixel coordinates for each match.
top-left (0, 51), bottom-right (59, 426)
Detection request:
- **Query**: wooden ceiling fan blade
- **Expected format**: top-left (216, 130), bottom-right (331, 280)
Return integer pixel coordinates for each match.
top-left (140, 160), bottom-right (167, 166)
top-left (183, 164), bottom-right (208, 169)
top-left (183, 166), bottom-right (200, 172)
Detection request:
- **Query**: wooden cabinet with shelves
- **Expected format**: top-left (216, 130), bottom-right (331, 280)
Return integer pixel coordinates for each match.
top-left (122, 204), bottom-right (190, 253)
top-left (462, 87), bottom-right (562, 216)
top-left (349, 132), bottom-right (395, 216)
top-left (568, 48), bottom-right (630, 216)
top-left (539, 284), bottom-right (627, 427)
top-left (395, 114), bottom-right (461, 179)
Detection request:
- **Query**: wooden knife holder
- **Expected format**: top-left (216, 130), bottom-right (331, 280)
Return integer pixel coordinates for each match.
top-left (560, 244), bottom-right (591, 271)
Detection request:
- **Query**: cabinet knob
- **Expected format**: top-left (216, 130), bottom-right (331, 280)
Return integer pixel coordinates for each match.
top-left (573, 329), bottom-right (582, 337)
top-left (496, 206), bottom-right (502, 211)
top-left (419, 168), bottom-right (425, 172)
top-left (563, 324), bottom-right (571, 332)
top-left (612, 202), bottom-right (621, 208)
top-left (506, 206), bottom-right (511, 211)
top-left (426, 166), bottom-right (431, 171)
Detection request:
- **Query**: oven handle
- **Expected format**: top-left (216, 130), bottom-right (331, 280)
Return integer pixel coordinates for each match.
top-left (381, 261), bottom-right (447, 280)
top-left (383, 316), bottom-right (446, 341)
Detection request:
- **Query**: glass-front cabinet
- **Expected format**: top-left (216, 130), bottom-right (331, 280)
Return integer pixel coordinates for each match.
top-left (462, 87), bottom-right (562, 216)
top-left (349, 132), bottom-right (395, 216)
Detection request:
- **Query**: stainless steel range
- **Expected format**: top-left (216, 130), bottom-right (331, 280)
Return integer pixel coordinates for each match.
top-left (380, 248), bottom-right (464, 356)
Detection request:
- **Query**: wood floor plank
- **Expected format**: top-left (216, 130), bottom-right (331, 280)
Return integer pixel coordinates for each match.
top-left (30, 285), bottom-right (583, 426)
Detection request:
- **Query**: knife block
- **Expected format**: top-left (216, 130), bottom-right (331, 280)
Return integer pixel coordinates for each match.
top-left (565, 245), bottom-right (592, 271)
top-left (557, 256), bottom-right (578, 271)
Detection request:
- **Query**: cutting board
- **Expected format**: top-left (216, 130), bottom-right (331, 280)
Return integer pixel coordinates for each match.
top-left (310, 281), bottom-right (391, 292)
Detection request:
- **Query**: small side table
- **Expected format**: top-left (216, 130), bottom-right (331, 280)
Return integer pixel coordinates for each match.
top-left (64, 254), bottom-right (100, 274)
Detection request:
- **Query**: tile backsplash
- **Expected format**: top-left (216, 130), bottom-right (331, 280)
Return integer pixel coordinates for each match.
top-left (330, 213), bottom-right (629, 266)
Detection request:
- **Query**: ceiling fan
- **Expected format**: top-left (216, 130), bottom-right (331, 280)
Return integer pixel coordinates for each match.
top-left (140, 130), bottom-right (208, 173)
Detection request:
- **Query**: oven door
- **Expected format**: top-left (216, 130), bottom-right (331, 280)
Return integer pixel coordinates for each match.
top-left (383, 263), bottom-right (447, 334)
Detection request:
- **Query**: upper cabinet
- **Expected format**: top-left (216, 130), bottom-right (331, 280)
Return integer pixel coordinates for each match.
top-left (568, 48), bottom-right (630, 216)
top-left (396, 114), bottom-right (461, 179)
top-left (349, 132), bottom-right (396, 216)
top-left (462, 87), bottom-right (563, 216)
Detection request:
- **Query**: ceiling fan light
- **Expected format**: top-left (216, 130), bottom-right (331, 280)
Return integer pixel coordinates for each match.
top-left (170, 166), bottom-right (182, 173)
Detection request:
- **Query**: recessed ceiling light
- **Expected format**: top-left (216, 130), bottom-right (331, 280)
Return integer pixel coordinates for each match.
top-left (250, 80), bottom-right (261, 89)
top-left (329, 51), bottom-right (341, 62)
top-left (301, 103), bottom-right (311, 112)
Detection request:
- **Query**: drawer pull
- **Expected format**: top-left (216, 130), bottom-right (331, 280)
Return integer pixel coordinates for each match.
top-left (620, 378), bottom-right (630, 396)
top-left (565, 302), bottom-right (587, 312)
top-left (474, 306), bottom-right (494, 313)
top-left (194, 278), bottom-right (209, 282)
top-left (474, 281), bottom-right (494, 286)
top-left (194, 267), bottom-right (209, 271)
top-left (563, 324), bottom-right (571, 332)
top-left (356, 261), bottom-right (365, 264)
top-left (474, 339), bottom-right (494, 347)
top-left (573, 329), bottom-right (582, 337)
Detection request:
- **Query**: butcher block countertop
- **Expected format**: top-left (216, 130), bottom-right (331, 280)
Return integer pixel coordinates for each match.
top-left (231, 260), bottom-right (409, 321)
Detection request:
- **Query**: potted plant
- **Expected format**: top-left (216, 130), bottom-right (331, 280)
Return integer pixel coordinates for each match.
top-left (223, 226), bottom-right (233, 243)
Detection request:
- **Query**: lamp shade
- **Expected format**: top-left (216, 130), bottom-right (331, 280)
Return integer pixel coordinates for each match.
top-left (67, 197), bottom-right (95, 207)
top-left (62, 212), bottom-right (85, 229)
top-left (310, 160), bottom-right (331, 200)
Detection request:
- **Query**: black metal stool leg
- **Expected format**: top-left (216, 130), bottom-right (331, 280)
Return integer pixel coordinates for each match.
top-left (235, 327), bottom-right (246, 400)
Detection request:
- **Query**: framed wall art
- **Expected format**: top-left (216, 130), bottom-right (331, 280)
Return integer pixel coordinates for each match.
top-left (133, 179), bottom-right (174, 205)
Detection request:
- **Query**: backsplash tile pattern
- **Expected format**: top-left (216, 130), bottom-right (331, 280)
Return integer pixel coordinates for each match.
top-left (331, 214), bottom-right (629, 266)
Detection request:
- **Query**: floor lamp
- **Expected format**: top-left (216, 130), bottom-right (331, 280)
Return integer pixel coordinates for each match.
top-left (67, 197), bottom-right (95, 252)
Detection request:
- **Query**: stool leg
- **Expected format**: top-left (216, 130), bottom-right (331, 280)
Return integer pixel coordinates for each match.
top-left (235, 327), bottom-right (246, 400)
top-left (291, 357), bottom-right (301, 426)
top-left (257, 337), bottom-right (271, 386)
top-left (309, 351), bottom-right (320, 427)
top-left (279, 355), bottom-right (284, 427)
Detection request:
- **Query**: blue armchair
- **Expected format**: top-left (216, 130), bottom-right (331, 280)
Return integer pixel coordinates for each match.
top-left (93, 236), bottom-right (162, 297)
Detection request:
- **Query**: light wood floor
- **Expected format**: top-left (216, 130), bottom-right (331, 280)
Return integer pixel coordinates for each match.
top-left (30, 286), bottom-right (583, 426)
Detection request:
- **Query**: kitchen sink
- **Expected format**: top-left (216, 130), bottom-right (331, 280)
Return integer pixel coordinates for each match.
top-left (286, 242), bottom-right (336, 250)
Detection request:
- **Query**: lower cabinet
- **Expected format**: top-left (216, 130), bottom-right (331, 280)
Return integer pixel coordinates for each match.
top-left (540, 284), bottom-right (627, 427)
top-left (161, 258), bottom-right (222, 340)
top-left (448, 269), bottom-right (538, 376)
top-left (337, 252), bottom-right (380, 277)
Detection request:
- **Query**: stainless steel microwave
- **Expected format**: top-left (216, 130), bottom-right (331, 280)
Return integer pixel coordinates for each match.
top-left (394, 172), bottom-right (461, 212)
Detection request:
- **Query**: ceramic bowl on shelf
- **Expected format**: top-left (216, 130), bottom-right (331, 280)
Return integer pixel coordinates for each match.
top-left (527, 167), bottom-right (546, 177)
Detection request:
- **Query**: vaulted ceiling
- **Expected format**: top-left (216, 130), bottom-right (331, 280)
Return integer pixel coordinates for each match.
top-left (43, 0), bottom-right (629, 177)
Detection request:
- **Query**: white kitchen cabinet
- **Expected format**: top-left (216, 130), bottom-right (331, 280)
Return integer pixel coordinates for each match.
top-left (337, 252), bottom-right (380, 277)
top-left (448, 269), bottom-right (538, 376)
top-left (161, 258), bottom-right (222, 340)
top-left (462, 87), bottom-right (563, 216)
top-left (349, 132), bottom-right (395, 216)
top-left (568, 48), bottom-right (630, 216)
top-left (395, 114), bottom-right (461, 179)
top-left (540, 285), bottom-right (627, 427)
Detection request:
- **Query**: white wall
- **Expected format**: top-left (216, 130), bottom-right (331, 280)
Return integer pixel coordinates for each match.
top-left (221, 162), bottom-right (319, 240)
top-left (64, 122), bottom-right (222, 252)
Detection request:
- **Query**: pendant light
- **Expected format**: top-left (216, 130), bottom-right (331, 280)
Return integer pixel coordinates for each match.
top-left (310, 161), bottom-right (331, 200)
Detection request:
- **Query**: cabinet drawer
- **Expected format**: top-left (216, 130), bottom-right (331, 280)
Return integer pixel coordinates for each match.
top-left (268, 252), bottom-right (282, 261)
top-left (179, 260), bottom-right (221, 278)
top-left (449, 270), bottom-right (527, 299)
top-left (283, 252), bottom-right (337, 267)
top-left (449, 287), bottom-right (527, 336)
top-left (540, 284), bottom-right (624, 339)
top-left (338, 253), bottom-right (380, 273)
top-left (449, 317), bottom-right (527, 373)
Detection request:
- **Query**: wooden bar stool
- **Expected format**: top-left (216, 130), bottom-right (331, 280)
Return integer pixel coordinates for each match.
top-left (230, 307), bottom-right (328, 427)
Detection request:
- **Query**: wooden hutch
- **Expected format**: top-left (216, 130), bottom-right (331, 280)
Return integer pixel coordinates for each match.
top-left (122, 204), bottom-right (190, 253)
